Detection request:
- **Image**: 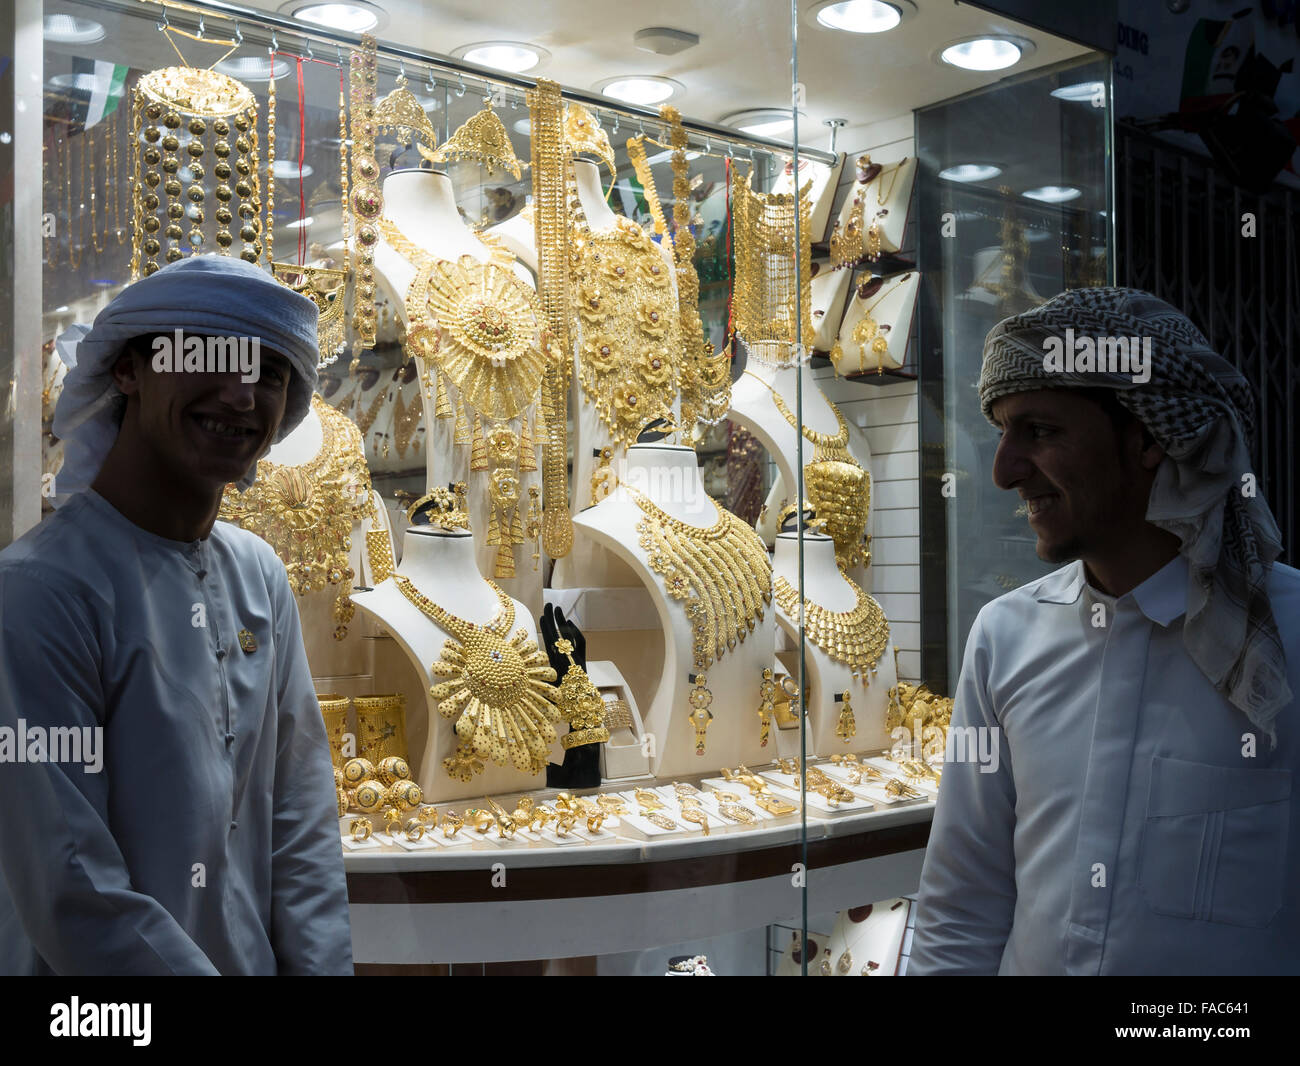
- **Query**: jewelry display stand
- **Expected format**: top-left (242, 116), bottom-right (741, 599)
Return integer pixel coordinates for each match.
top-left (770, 532), bottom-right (895, 755)
top-left (351, 526), bottom-right (555, 802)
top-left (822, 899), bottom-right (911, 976)
top-left (829, 155), bottom-right (916, 262)
top-left (810, 258), bottom-right (853, 353)
top-left (553, 157), bottom-right (682, 589)
top-left (728, 361), bottom-right (874, 584)
top-left (572, 444), bottom-right (775, 778)
top-left (487, 210), bottom-right (539, 274)
top-left (834, 271), bottom-right (920, 375)
top-left (371, 167), bottom-right (543, 610)
top-left (589, 660), bottom-right (652, 780)
top-left (771, 154), bottom-right (846, 244)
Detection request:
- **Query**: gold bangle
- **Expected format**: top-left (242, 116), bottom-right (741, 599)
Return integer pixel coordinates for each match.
top-left (404, 818), bottom-right (425, 842)
top-left (348, 817), bottom-right (373, 842)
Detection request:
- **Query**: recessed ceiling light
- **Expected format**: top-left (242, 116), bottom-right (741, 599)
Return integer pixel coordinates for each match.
top-left (454, 41), bottom-right (548, 74)
top-left (814, 0), bottom-right (902, 33)
top-left (939, 163), bottom-right (1002, 182)
top-left (940, 37), bottom-right (1025, 72)
top-left (1051, 80), bottom-right (1107, 103)
top-left (272, 160), bottom-right (315, 179)
top-left (286, 216), bottom-right (315, 230)
top-left (722, 109), bottom-right (804, 139)
top-left (44, 15), bottom-right (106, 43)
top-left (215, 56), bottom-right (291, 82)
top-left (1023, 185), bottom-right (1081, 203)
top-left (600, 77), bottom-right (679, 105)
top-left (291, 3), bottom-right (381, 32)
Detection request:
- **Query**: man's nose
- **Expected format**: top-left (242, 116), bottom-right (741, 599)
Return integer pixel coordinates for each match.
top-left (214, 375), bottom-right (257, 411)
top-left (992, 432), bottom-right (1033, 490)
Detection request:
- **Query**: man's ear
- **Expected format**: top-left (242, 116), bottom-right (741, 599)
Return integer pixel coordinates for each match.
top-left (110, 342), bottom-right (147, 396)
top-left (1127, 419), bottom-right (1165, 471)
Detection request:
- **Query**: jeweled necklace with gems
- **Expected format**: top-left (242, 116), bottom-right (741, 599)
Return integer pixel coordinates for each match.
top-left (773, 569), bottom-right (890, 681)
top-left (393, 574), bottom-right (561, 781)
top-left (219, 395), bottom-right (375, 640)
top-left (627, 487), bottom-right (772, 750)
top-left (568, 175), bottom-right (681, 454)
top-left (742, 370), bottom-right (871, 569)
top-left (380, 215), bottom-right (546, 577)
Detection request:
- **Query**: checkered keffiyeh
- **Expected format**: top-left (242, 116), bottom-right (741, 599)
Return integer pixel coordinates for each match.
top-left (978, 287), bottom-right (1290, 741)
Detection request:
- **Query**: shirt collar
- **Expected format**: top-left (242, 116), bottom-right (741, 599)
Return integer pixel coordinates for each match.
top-left (1035, 554), bottom-right (1188, 627)
top-left (1033, 560), bottom-right (1086, 605)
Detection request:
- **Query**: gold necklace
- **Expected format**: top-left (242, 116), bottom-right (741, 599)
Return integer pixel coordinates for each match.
top-left (65, 136), bottom-right (82, 270)
top-left (830, 157), bottom-right (907, 267)
top-left (570, 200), bottom-right (681, 453)
top-left (773, 572), bottom-right (889, 680)
top-left (88, 124), bottom-right (104, 256)
top-left (626, 487), bottom-right (772, 670)
top-left (743, 371), bottom-right (871, 569)
top-left (393, 384), bottom-right (423, 458)
top-left (110, 107), bottom-right (125, 245)
top-left (219, 395), bottom-right (375, 640)
top-left (845, 274), bottom-right (911, 373)
top-left (393, 574), bottom-right (561, 780)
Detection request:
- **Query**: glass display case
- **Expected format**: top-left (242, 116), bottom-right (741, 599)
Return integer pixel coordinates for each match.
top-left (2, 0), bottom-right (1112, 975)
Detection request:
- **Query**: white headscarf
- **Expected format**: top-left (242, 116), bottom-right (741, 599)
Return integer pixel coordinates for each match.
top-left (52, 255), bottom-right (320, 504)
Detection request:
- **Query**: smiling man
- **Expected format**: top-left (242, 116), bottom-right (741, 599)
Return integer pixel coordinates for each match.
top-left (0, 255), bottom-right (353, 975)
top-left (909, 287), bottom-right (1300, 976)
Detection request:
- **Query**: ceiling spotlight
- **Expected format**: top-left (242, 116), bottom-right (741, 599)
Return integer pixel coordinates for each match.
top-left (1051, 80), bottom-right (1107, 103)
top-left (722, 109), bottom-right (803, 139)
top-left (1022, 185), bottom-right (1082, 203)
top-left (290, 3), bottom-right (382, 32)
top-left (272, 160), bottom-right (315, 179)
top-left (44, 15), bottom-right (106, 43)
top-left (814, 0), bottom-right (902, 33)
top-left (600, 77), bottom-right (679, 105)
top-left (940, 36), bottom-right (1026, 72)
top-left (454, 41), bottom-right (547, 74)
top-left (938, 163), bottom-right (1002, 183)
top-left (215, 56), bottom-right (290, 82)
top-left (285, 216), bottom-right (316, 230)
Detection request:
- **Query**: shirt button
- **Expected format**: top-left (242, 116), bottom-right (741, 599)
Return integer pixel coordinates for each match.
top-left (197, 570), bottom-right (207, 581)
top-left (225, 732), bottom-right (235, 746)
top-left (230, 821), bottom-right (238, 831)
top-left (216, 648), bottom-right (226, 660)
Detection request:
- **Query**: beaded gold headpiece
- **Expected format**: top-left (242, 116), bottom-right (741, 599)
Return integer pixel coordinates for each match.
top-left (374, 75), bottom-right (438, 150)
top-left (407, 484), bottom-right (471, 531)
top-left (563, 102), bottom-right (616, 174)
top-left (431, 98), bottom-right (524, 179)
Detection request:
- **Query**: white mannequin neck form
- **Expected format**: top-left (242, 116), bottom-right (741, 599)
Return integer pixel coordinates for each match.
top-left (394, 526), bottom-right (501, 622)
top-left (572, 157), bottom-right (617, 230)
top-left (615, 443), bottom-right (715, 525)
top-left (772, 531), bottom-right (857, 612)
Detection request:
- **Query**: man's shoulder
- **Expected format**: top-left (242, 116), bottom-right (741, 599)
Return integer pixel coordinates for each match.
top-left (0, 496), bottom-right (106, 594)
top-left (974, 562), bottom-right (1084, 632)
top-left (1267, 560), bottom-right (1300, 645)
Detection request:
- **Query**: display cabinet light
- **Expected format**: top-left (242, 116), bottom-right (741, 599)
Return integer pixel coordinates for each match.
top-left (1051, 80), bottom-right (1106, 103)
top-left (285, 216), bottom-right (316, 230)
top-left (215, 56), bottom-right (291, 82)
top-left (272, 161), bottom-right (315, 179)
top-left (455, 42), bottom-right (547, 74)
top-left (513, 118), bottom-right (532, 137)
top-left (600, 77), bottom-right (678, 105)
top-left (722, 109), bottom-right (804, 139)
top-left (291, 3), bottom-right (382, 32)
top-left (44, 15), bottom-right (106, 43)
top-left (1022, 185), bottom-right (1081, 203)
top-left (938, 163), bottom-right (1002, 183)
top-left (940, 37), bottom-right (1024, 72)
top-left (815, 0), bottom-right (901, 33)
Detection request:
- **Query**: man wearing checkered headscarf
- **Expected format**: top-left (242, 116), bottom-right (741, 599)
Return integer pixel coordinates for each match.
top-left (910, 287), bottom-right (1300, 976)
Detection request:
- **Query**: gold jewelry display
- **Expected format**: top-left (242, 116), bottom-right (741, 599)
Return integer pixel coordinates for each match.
top-left (836, 690), bottom-right (857, 743)
top-left (376, 755), bottom-right (411, 786)
top-left (374, 74), bottom-right (439, 150)
top-left (406, 485), bottom-right (471, 530)
top-left (680, 807), bottom-right (710, 835)
top-left (271, 263), bottom-right (349, 368)
top-left (563, 102), bottom-right (616, 176)
top-left (402, 818), bottom-right (425, 842)
top-left (554, 637), bottom-right (611, 749)
top-left (773, 572), bottom-right (889, 680)
top-left (317, 693), bottom-right (350, 769)
top-left (757, 668), bottom-right (777, 748)
top-left (525, 486), bottom-right (542, 571)
top-left (602, 698), bottom-right (634, 731)
top-left (432, 97), bottom-right (523, 179)
top-left (569, 197), bottom-right (680, 453)
top-left (352, 780), bottom-right (389, 813)
top-left (745, 370), bottom-right (870, 568)
top-left (687, 673), bottom-right (714, 756)
top-left (754, 793), bottom-right (798, 816)
top-left (130, 63), bottom-right (261, 277)
top-left (731, 169), bottom-right (813, 369)
top-left (349, 35), bottom-right (382, 352)
top-left (342, 757), bottom-right (375, 785)
top-left (354, 693), bottom-right (410, 765)
top-left (885, 778), bottom-right (924, 799)
top-left (644, 811), bottom-right (680, 832)
top-left (829, 156), bottom-right (906, 267)
top-left (349, 817), bottom-right (373, 842)
top-left (365, 526), bottom-right (395, 584)
top-left (627, 486), bottom-right (772, 677)
top-left (661, 105), bottom-right (732, 431)
top-left (717, 803), bottom-right (758, 825)
top-left (836, 273), bottom-right (914, 377)
top-left (596, 794), bottom-right (628, 816)
top-left (590, 445), bottom-right (617, 503)
top-left (527, 79), bottom-right (575, 559)
top-left (440, 810), bottom-right (464, 837)
top-left (394, 574), bottom-right (561, 780)
top-left (220, 395), bottom-right (375, 640)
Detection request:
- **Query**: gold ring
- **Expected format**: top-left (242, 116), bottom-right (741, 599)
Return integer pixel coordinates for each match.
top-left (348, 817), bottom-right (373, 842)
top-left (556, 812), bottom-right (577, 836)
top-left (586, 814), bottom-right (605, 834)
top-left (404, 819), bottom-right (425, 842)
top-left (440, 810), bottom-right (464, 837)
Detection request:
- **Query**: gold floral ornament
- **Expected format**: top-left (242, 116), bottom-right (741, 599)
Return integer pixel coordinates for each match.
top-left (406, 485), bottom-right (471, 531)
top-left (220, 396), bottom-right (375, 640)
top-left (394, 575), bottom-right (561, 780)
top-left (553, 638), bottom-right (610, 749)
top-left (563, 102), bottom-right (616, 175)
top-left (430, 97), bottom-right (524, 179)
top-left (570, 215), bottom-right (681, 452)
top-left (136, 66), bottom-right (254, 120)
top-left (373, 74), bottom-right (439, 151)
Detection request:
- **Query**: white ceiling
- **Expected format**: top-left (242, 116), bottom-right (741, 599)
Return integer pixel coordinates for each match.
top-left (227, 0), bottom-right (1095, 148)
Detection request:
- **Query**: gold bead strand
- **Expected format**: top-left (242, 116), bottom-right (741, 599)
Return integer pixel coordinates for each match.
top-left (160, 108), bottom-right (184, 264)
top-left (212, 114), bottom-right (235, 252)
top-left (184, 115), bottom-right (207, 254)
top-left (88, 124), bottom-right (104, 256)
top-left (262, 60), bottom-right (275, 263)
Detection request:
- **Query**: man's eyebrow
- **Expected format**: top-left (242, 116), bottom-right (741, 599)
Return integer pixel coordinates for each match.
top-left (992, 407), bottom-right (1062, 427)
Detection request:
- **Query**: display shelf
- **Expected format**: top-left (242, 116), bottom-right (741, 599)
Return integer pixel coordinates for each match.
top-left (344, 800), bottom-right (933, 967)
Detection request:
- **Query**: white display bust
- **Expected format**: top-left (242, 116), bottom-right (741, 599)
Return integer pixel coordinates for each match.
top-left (771, 531), bottom-right (895, 755)
top-left (572, 444), bottom-right (775, 776)
top-left (350, 525), bottom-right (553, 802)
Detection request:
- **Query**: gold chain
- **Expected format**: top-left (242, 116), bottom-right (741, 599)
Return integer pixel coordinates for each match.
top-left (773, 573), bottom-right (889, 680)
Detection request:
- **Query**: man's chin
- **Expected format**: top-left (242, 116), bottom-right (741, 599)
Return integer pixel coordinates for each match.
top-left (1036, 536), bottom-right (1083, 565)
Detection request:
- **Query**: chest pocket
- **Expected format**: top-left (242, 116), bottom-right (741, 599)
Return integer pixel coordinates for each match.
top-left (1138, 756), bottom-right (1291, 927)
